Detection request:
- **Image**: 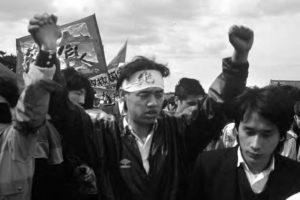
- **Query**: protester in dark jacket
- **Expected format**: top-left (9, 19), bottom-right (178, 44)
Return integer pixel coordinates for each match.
top-left (28, 14), bottom-right (97, 200)
top-left (29, 14), bottom-right (253, 200)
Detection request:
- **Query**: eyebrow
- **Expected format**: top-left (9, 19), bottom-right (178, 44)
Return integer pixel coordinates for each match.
top-left (138, 89), bottom-right (164, 94)
top-left (243, 126), bottom-right (273, 133)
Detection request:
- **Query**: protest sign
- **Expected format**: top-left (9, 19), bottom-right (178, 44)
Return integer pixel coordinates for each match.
top-left (16, 14), bottom-right (107, 78)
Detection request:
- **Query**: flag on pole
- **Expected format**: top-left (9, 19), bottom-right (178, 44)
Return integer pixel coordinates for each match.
top-left (90, 41), bottom-right (127, 88)
top-left (107, 40), bottom-right (127, 70)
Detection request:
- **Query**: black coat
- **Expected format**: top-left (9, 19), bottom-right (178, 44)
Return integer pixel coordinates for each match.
top-left (189, 147), bottom-right (300, 200)
top-left (89, 57), bottom-right (249, 200)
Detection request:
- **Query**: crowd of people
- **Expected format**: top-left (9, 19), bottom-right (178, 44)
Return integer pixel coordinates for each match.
top-left (1, 13), bottom-right (300, 200)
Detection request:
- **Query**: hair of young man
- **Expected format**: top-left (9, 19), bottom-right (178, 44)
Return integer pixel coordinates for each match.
top-left (62, 68), bottom-right (86, 91)
top-left (175, 78), bottom-right (205, 100)
top-left (116, 56), bottom-right (170, 91)
top-left (0, 75), bottom-right (19, 107)
top-left (234, 86), bottom-right (294, 142)
top-left (278, 85), bottom-right (300, 103)
top-left (61, 67), bottom-right (95, 109)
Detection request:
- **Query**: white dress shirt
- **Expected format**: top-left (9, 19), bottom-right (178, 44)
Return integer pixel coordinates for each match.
top-left (237, 147), bottom-right (275, 194)
top-left (123, 118), bottom-right (156, 174)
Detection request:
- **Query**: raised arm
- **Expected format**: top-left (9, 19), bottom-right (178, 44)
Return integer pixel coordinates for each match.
top-left (14, 13), bottom-right (60, 134)
top-left (28, 13), bottom-right (99, 195)
top-left (181, 25), bottom-right (254, 159)
top-left (207, 25), bottom-right (253, 104)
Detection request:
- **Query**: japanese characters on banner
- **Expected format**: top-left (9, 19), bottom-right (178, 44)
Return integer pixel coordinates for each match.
top-left (90, 41), bottom-right (127, 88)
top-left (90, 64), bottom-right (122, 89)
top-left (16, 14), bottom-right (107, 79)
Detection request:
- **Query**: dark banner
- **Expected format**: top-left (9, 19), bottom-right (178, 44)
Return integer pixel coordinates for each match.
top-left (16, 14), bottom-right (107, 78)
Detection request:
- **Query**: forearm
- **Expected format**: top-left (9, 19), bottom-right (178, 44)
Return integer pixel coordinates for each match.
top-left (185, 57), bottom-right (248, 150)
top-left (14, 50), bottom-right (56, 133)
top-left (232, 50), bottom-right (249, 64)
top-left (208, 57), bottom-right (248, 103)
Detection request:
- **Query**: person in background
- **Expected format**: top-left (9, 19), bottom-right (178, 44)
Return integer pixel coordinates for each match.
top-left (61, 67), bottom-right (95, 109)
top-left (174, 77), bottom-right (206, 115)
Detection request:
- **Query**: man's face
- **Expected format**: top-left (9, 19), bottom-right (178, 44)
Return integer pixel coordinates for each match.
top-left (238, 111), bottom-right (281, 172)
top-left (176, 95), bottom-right (201, 114)
top-left (124, 87), bottom-right (164, 125)
top-left (68, 88), bottom-right (86, 107)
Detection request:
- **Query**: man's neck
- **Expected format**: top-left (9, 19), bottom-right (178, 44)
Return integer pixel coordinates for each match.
top-left (238, 147), bottom-right (274, 174)
top-left (247, 156), bottom-right (274, 174)
top-left (127, 117), bottom-right (153, 142)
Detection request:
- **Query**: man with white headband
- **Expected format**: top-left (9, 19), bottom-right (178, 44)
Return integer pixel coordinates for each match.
top-left (94, 23), bottom-right (253, 199)
top-left (29, 14), bottom-right (253, 200)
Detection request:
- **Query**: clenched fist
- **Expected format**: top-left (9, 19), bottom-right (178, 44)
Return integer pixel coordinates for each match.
top-left (229, 25), bottom-right (254, 53)
top-left (28, 13), bottom-right (61, 51)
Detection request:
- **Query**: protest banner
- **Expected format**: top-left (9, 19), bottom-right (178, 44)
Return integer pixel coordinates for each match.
top-left (16, 14), bottom-right (107, 78)
top-left (90, 41), bottom-right (127, 88)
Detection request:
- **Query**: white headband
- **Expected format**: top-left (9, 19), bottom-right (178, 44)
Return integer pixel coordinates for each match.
top-left (121, 70), bottom-right (164, 92)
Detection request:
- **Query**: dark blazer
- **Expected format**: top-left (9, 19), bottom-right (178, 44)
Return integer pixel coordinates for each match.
top-left (189, 147), bottom-right (300, 200)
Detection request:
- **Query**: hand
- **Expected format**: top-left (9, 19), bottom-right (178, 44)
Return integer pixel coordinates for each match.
top-left (75, 165), bottom-right (96, 183)
top-left (229, 25), bottom-right (254, 63)
top-left (75, 165), bottom-right (98, 194)
top-left (28, 13), bottom-right (61, 51)
top-left (229, 25), bottom-right (254, 53)
top-left (178, 105), bottom-right (198, 122)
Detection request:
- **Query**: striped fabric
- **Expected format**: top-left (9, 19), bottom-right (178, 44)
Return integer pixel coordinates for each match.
top-left (0, 63), bottom-right (56, 200)
top-left (35, 121), bottom-right (63, 165)
top-left (0, 124), bottom-right (36, 200)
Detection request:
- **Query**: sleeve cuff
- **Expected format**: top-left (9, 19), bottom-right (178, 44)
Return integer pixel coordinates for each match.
top-left (222, 57), bottom-right (249, 76)
top-left (35, 50), bottom-right (57, 68)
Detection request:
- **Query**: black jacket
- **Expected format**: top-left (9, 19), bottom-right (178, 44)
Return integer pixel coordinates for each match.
top-left (189, 147), bottom-right (300, 200)
top-left (87, 57), bottom-right (249, 200)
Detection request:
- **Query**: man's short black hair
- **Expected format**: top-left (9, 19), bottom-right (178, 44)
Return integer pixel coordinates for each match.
top-left (116, 56), bottom-right (170, 91)
top-left (0, 75), bottom-right (19, 107)
top-left (175, 78), bottom-right (205, 100)
top-left (233, 85), bottom-right (294, 139)
top-left (61, 67), bottom-right (95, 109)
top-left (62, 68), bottom-right (87, 91)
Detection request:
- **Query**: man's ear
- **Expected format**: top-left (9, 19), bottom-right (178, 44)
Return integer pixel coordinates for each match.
top-left (119, 90), bottom-right (127, 101)
top-left (174, 96), bottom-right (179, 105)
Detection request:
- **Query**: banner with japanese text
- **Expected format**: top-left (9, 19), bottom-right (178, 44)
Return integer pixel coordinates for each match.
top-left (90, 41), bottom-right (127, 88)
top-left (16, 14), bottom-right (107, 78)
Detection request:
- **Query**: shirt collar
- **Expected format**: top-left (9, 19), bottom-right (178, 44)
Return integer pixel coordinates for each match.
top-left (123, 117), bottom-right (157, 143)
top-left (237, 147), bottom-right (275, 173)
top-left (118, 100), bottom-right (126, 116)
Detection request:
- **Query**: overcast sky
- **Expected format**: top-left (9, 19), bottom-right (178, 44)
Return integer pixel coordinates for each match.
top-left (1, 0), bottom-right (300, 92)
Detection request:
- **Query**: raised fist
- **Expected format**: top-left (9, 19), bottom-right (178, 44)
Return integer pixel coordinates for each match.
top-left (229, 25), bottom-right (254, 53)
top-left (28, 13), bottom-right (61, 51)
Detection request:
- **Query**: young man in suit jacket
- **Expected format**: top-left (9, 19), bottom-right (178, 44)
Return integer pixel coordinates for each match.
top-left (189, 86), bottom-right (300, 200)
